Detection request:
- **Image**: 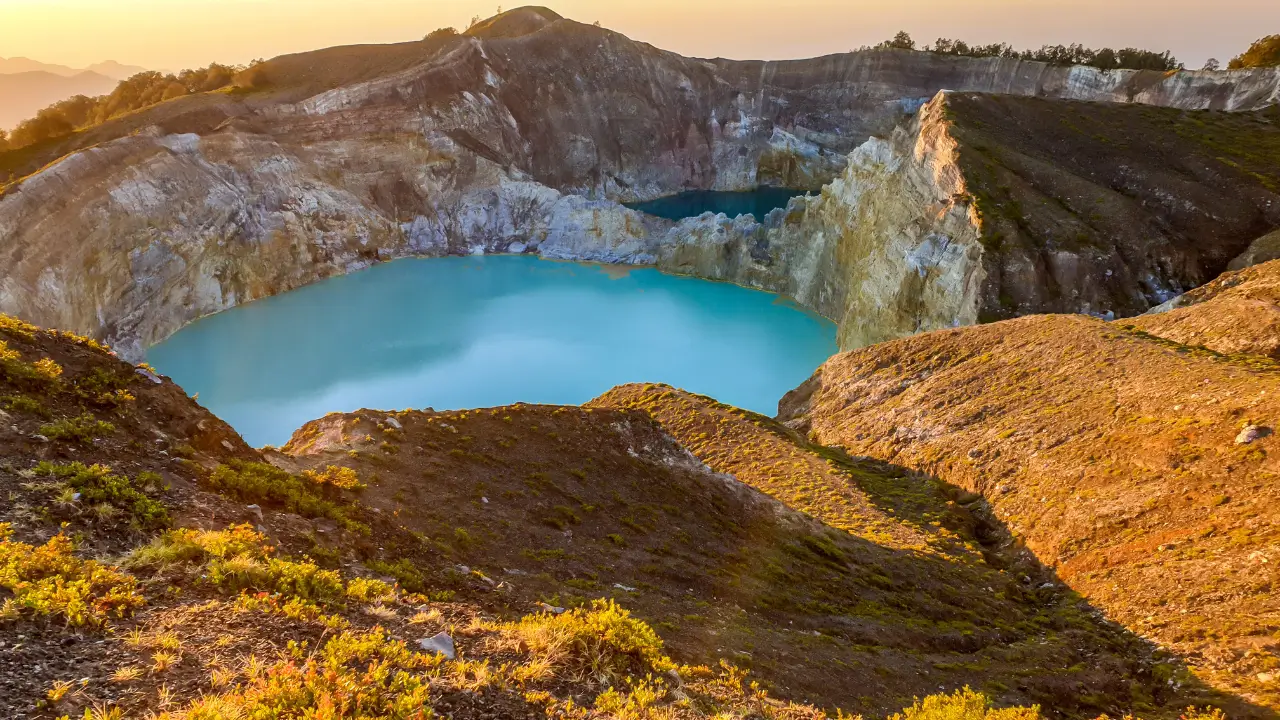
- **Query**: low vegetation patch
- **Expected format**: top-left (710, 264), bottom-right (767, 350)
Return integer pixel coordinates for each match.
top-left (890, 688), bottom-right (1042, 720)
top-left (303, 464), bottom-right (366, 490)
top-left (33, 461), bottom-right (169, 530)
top-left (38, 413), bottom-right (115, 444)
top-left (128, 524), bottom-right (394, 608)
top-left (498, 599), bottom-right (672, 685)
top-left (175, 628), bottom-right (437, 719)
top-left (206, 460), bottom-right (364, 530)
top-left (0, 523), bottom-right (144, 626)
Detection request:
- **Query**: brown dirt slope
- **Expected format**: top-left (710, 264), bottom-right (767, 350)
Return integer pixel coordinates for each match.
top-left (1129, 258), bottom-right (1280, 359)
top-left (943, 94), bottom-right (1280, 321)
top-left (778, 312), bottom-right (1280, 711)
top-left (280, 398), bottom-right (1211, 718)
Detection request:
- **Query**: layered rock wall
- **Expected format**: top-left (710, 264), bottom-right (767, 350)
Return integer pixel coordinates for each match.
top-left (650, 97), bottom-right (985, 348)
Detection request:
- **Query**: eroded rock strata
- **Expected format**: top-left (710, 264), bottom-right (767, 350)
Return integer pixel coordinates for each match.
top-left (2, 7), bottom-right (1280, 357)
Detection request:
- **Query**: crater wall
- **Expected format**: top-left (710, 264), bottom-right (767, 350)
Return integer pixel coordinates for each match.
top-left (2, 13), bottom-right (1279, 359)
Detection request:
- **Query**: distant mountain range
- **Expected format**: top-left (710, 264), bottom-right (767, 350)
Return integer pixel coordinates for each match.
top-left (0, 70), bottom-right (118, 130)
top-left (0, 58), bottom-right (150, 131)
top-left (0, 56), bottom-right (147, 80)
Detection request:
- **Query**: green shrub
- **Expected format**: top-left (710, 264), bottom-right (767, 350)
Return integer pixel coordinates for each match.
top-left (346, 576), bottom-right (397, 604)
top-left (889, 688), bottom-right (1042, 720)
top-left (367, 557), bottom-right (426, 593)
top-left (207, 461), bottom-right (360, 529)
top-left (502, 599), bottom-right (671, 684)
top-left (2, 394), bottom-right (49, 417)
top-left (39, 414), bottom-right (115, 444)
top-left (34, 461), bottom-right (169, 529)
top-left (71, 366), bottom-right (135, 407)
top-left (130, 525), bottom-right (354, 606)
top-left (0, 523), bottom-right (144, 626)
top-left (0, 340), bottom-right (62, 389)
top-left (176, 628), bottom-right (435, 718)
top-left (303, 464), bottom-right (366, 490)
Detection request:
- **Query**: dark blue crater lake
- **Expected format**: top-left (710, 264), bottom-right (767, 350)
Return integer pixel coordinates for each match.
top-left (147, 256), bottom-right (837, 447)
top-left (626, 188), bottom-right (807, 221)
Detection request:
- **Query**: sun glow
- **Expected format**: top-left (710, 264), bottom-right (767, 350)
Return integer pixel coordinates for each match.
top-left (0, 0), bottom-right (1276, 72)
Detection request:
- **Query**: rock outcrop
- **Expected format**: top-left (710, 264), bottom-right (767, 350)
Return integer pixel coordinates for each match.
top-left (1230, 228), bottom-right (1280, 270)
top-left (2, 7), bottom-right (1280, 358)
top-left (1132, 258), bottom-right (1280, 359)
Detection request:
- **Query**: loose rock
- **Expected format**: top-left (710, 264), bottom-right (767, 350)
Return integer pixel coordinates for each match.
top-left (1236, 424), bottom-right (1271, 444)
top-left (419, 632), bottom-right (456, 660)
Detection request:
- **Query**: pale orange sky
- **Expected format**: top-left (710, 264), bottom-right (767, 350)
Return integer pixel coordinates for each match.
top-left (1, 0), bottom-right (1277, 72)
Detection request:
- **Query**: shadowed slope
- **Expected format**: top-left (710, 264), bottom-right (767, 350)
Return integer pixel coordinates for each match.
top-left (779, 313), bottom-right (1280, 711)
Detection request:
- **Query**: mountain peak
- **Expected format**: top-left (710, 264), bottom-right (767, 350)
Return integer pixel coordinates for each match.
top-left (465, 6), bottom-right (563, 39)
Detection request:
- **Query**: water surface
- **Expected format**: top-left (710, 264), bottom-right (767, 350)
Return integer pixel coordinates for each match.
top-left (148, 256), bottom-right (837, 447)
top-left (626, 188), bottom-right (806, 221)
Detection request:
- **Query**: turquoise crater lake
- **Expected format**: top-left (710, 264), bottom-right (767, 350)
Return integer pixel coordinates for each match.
top-left (625, 188), bottom-right (806, 221)
top-left (147, 256), bottom-right (838, 447)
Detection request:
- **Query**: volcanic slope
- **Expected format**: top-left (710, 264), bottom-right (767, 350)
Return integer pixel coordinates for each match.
top-left (281, 397), bottom-right (1214, 718)
top-left (0, 314), bottom-right (1268, 718)
top-left (0, 312), bottom-right (1029, 720)
top-left (775, 299), bottom-right (1280, 710)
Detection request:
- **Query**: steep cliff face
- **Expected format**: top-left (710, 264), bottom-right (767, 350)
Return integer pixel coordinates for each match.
top-left (3, 7), bottom-right (1280, 357)
top-left (654, 98), bottom-right (986, 349)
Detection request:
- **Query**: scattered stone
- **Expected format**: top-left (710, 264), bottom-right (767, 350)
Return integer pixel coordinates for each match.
top-left (221, 440), bottom-right (235, 451)
top-left (29, 434), bottom-right (48, 443)
top-left (1236, 424), bottom-right (1271, 444)
top-left (998, 485), bottom-right (1013, 494)
top-left (246, 504), bottom-right (264, 523)
top-left (135, 367), bottom-right (163, 384)
top-left (613, 583), bottom-right (637, 592)
top-left (538, 602), bottom-right (566, 614)
top-left (1258, 671), bottom-right (1277, 684)
top-left (481, 496), bottom-right (489, 504)
top-left (418, 632), bottom-right (456, 660)
top-left (385, 416), bottom-right (402, 430)
top-left (967, 448), bottom-right (982, 459)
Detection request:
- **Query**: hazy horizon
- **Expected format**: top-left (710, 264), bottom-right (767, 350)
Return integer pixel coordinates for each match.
top-left (1, 0), bottom-right (1278, 73)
